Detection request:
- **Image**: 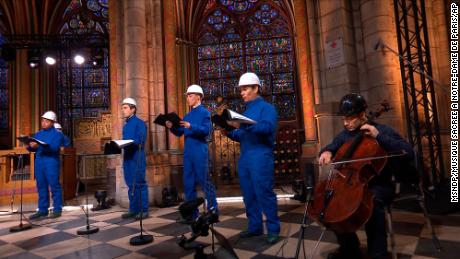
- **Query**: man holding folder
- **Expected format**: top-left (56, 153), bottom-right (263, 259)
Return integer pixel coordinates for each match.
top-left (225, 72), bottom-right (280, 244)
top-left (166, 84), bottom-right (218, 220)
top-left (28, 111), bottom-right (64, 219)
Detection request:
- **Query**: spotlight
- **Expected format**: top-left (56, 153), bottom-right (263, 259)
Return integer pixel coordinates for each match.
top-left (28, 49), bottom-right (41, 68)
top-left (45, 56), bottom-right (56, 65)
top-left (91, 189), bottom-right (110, 211)
top-left (90, 48), bottom-right (104, 67)
top-left (74, 54), bottom-right (85, 65)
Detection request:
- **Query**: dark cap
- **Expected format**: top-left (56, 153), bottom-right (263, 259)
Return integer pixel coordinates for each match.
top-left (339, 93), bottom-right (367, 116)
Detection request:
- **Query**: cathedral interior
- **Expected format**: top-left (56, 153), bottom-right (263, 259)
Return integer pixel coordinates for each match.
top-left (0, 0), bottom-right (458, 258)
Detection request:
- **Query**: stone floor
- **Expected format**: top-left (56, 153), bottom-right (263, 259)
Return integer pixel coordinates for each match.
top-left (0, 198), bottom-right (458, 259)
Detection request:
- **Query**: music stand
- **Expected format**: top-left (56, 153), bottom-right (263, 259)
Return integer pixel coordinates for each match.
top-left (76, 152), bottom-right (99, 235)
top-left (8, 152), bottom-right (32, 232)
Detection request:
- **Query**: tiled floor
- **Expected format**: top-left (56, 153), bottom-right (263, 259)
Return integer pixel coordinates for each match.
top-left (0, 199), bottom-right (459, 259)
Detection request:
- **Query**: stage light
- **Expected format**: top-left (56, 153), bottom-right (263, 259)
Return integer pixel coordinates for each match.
top-left (90, 48), bottom-right (104, 67)
top-left (74, 54), bottom-right (85, 65)
top-left (28, 49), bottom-right (41, 68)
top-left (45, 56), bottom-right (56, 65)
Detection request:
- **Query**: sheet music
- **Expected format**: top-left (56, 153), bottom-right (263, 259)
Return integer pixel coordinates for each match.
top-left (226, 109), bottom-right (256, 124)
top-left (17, 135), bottom-right (48, 146)
top-left (111, 139), bottom-right (134, 148)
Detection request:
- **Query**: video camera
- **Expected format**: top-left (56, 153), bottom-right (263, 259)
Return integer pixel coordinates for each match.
top-left (177, 198), bottom-right (238, 259)
top-left (177, 198), bottom-right (219, 246)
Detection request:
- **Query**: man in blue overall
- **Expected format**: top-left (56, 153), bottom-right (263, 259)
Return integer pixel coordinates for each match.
top-left (166, 84), bottom-right (218, 220)
top-left (28, 111), bottom-right (64, 219)
top-left (318, 93), bottom-right (414, 259)
top-left (54, 123), bottom-right (71, 147)
top-left (225, 72), bottom-right (280, 244)
top-left (121, 97), bottom-right (149, 220)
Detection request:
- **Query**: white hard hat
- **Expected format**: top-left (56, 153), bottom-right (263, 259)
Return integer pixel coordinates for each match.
top-left (238, 72), bottom-right (260, 87)
top-left (186, 84), bottom-right (204, 97)
top-left (54, 123), bottom-right (62, 130)
top-left (122, 97), bottom-right (137, 106)
top-left (41, 111), bottom-right (57, 121)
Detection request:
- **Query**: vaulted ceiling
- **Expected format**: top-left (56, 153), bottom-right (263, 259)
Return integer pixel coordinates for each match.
top-left (0, 0), bottom-right (71, 34)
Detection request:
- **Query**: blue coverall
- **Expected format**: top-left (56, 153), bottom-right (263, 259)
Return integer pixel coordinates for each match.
top-left (61, 134), bottom-right (71, 147)
top-left (28, 127), bottom-right (64, 214)
top-left (170, 104), bottom-right (218, 216)
top-left (227, 96), bottom-right (280, 235)
top-left (122, 115), bottom-right (148, 213)
top-left (320, 123), bottom-right (414, 258)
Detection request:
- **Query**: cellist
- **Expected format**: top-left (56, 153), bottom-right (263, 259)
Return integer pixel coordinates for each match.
top-left (318, 93), bottom-right (414, 259)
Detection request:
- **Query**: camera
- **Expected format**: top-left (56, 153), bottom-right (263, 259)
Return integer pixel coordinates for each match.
top-left (177, 198), bottom-right (219, 246)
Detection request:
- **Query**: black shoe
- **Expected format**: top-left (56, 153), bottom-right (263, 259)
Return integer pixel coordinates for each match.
top-left (49, 211), bottom-right (62, 218)
top-left (29, 211), bottom-right (48, 220)
top-left (239, 230), bottom-right (263, 238)
top-left (266, 233), bottom-right (280, 244)
top-left (121, 212), bottom-right (137, 219)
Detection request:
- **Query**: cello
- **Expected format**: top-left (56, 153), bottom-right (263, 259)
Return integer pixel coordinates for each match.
top-left (308, 101), bottom-right (400, 234)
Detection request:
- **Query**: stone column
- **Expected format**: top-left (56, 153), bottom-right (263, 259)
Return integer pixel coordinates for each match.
top-left (307, 0), bottom-right (360, 153)
top-left (109, 0), bottom-right (153, 207)
top-left (163, 0), bottom-right (181, 151)
top-left (146, 0), bottom-right (167, 152)
top-left (293, 0), bottom-right (318, 157)
top-left (359, 0), bottom-right (405, 132)
top-left (123, 0), bottom-right (149, 122)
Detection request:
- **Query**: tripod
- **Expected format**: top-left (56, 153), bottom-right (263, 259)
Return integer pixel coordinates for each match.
top-left (9, 153), bottom-right (32, 232)
top-left (294, 185), bottom-right (325, 259)
top-left (294, 166), bottom-right (325, 259)
top-left (77, 153), bottom-right (99, 235)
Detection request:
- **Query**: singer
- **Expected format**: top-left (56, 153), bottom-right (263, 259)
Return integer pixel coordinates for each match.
top-left (120, 98), bottom-right (148, 220)
top-left (318, 93), bottom-right (414, 259)
top-left (28, 111), bottom-right (64, 219)
top-left (224, 72), bottom-right (280, 244)
top-left (166, 84), bottom-right (218, 220)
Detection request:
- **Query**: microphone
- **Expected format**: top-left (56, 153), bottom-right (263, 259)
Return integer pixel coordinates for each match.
top-left (179, 197), bottom-right (205, 219)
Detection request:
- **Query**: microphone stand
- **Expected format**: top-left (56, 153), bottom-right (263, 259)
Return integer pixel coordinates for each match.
top-left (130, 126), bottom-right (153, 246)
top-left (10, 152), bottom-right (32, 232)
top-left (294, 185), bottom-right (313, 259)
top-left (77, 152), bottom-right (99, 235)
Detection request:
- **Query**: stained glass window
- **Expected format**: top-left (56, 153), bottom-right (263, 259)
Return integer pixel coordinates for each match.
top-left (198, 0), bottom-right (300, 181)
top-left (0, 63), bottom-right (8, 130)
top-left (0, 34), bottom-right (9, 132)
top-left (56, 0), bottom-right (109, 137)
top-left (61, 0), bottom-right (108, 34)
top-left (198, 0), bottom-right (297, 119)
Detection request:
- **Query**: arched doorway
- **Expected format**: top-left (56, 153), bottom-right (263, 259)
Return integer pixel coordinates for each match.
top-left (194, 0), bottom-right (303, 190)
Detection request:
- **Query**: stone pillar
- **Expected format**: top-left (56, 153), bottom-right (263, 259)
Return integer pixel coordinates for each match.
top-left (15, 50), bottom-right (37, 139)
top-left (109, 0), bottom-right (155, 208)
top-left (123, 0), bottom-right (149, 122)
top-left (307, 0), bottom-right (361, 153)
top-left (293, 0), bottom-right (317, 157)
top-left (163, 0), bottom-right (181, 151)
top-left (359, 0), bottom-right (405, 132)
top-left (146, 0), bottom-right (167, 152)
